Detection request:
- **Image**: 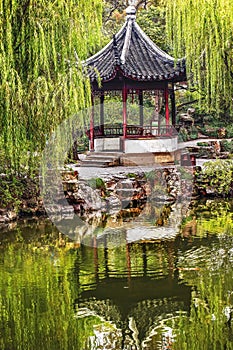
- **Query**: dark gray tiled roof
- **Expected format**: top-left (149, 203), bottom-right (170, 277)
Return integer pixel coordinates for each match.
top-left (83, 17), bottom-right (186, 83)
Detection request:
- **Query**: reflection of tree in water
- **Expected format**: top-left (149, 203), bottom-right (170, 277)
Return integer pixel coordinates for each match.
top-left (174, 234), bottom-right (233, 350)
top-left (180, 199), bottom-right (233, 240)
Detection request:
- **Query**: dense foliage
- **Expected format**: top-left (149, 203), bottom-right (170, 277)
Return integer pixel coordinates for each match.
top-left (0, 0), bottom-right (102, 174)
top-left (166, 0), bottom-right (233, 118)
top-left (0, 238), bottom-right (103, 350)
top-left (199, 159), bottom-right (233, 196)
top-left (103, 0), bottom-right (167, 48)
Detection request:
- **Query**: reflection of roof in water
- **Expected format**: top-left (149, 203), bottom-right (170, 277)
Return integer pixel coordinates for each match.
top-left (76, 293), bottom-right (190, 348)
top-left (78, 275), bottom-right (191, 317)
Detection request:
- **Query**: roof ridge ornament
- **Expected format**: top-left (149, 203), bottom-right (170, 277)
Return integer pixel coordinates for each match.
top-left (128, 0), bottom-right (137, 7)
top-left (120, 0), bottom-right (137, 65)
top-left (126, 0), bottom-right (137, 20)
top-left (120, 19), bottom-right (133, 64)
top-left (113, 35), bottom-right (120, 64)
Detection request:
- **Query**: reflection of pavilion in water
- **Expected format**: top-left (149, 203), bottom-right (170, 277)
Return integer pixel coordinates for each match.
top-left (75, 238), bottom-right (191, 349)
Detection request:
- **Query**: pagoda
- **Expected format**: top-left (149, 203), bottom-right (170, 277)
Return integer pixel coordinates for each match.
top-left (82, 1), bottom-right (186, 165)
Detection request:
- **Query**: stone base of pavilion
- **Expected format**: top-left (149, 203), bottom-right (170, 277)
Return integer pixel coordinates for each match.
top-left (120, 151), bottom-right (176, 166)
top-left (94, 135), bottom-right (177, 153)
top-left (82, 135), bottom-right (181, 167)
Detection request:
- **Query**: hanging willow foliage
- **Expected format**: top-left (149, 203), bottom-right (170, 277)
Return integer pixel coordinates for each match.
top-left (0, 0), bottom-right (102, 174)
top-left (166, 0), bottom-right (233, 116)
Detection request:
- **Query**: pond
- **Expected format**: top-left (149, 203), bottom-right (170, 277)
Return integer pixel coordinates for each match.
top-left (1, 199), bottom-right (233, 350)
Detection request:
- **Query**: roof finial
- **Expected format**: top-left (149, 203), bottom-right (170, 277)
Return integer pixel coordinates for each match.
top-left (126, 0), bottom-right (137, 20)
top-left (128, 0), bottom-right (137, 5)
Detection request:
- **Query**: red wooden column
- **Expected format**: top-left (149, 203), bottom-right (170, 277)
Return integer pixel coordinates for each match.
top-left (90, 93), bottom-right (94, 151)
top-left (164, 86), bottom-right (170, 129)
top-left (122, 85), bottom-right (128, 152)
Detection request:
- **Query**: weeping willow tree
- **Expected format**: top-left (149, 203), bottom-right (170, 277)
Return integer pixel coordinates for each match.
top-left (166, 0), bottom-right (233, 118)
top-left (0, 0), bottom-right (102, 174)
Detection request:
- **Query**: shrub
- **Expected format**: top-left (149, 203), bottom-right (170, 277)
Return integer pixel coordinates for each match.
top-left (220, 140), bottom-right (233, 153)
top-left (178, 127), bottom-right (189, 141)
top-left (201, 159), bottom-right (233, 195)
top-left (225, 125), bottom-right (233, 138)
top-left (197, 142), bottom-right (209, 147)
top-left (189, 126), bottom-right (198, 140)
top-left (87, 177), bottom-right (106, 191)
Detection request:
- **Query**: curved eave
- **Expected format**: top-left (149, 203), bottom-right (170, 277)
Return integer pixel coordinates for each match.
top-left (88, 67), bottom-right (186, 84)
top-left (133, 22), bottom-right (180, 64)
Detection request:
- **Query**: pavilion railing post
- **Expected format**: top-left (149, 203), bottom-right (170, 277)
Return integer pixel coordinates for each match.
top-left (122, 85), bottom-right (128, 152)
top-left (93, 236), bottom-right (99, 283)
top-left (170, 83), bottom-right (176, 127)
top-left (126, 242), bottom-right (131, 285)
top-left (90, 94), bottom-right (94, 151)
top-left (139, 90), bottom-right (144, 127)
top-left (100, 91), bottom-right (104, 136)
top-left (165, 86), bottom-right (170, 133)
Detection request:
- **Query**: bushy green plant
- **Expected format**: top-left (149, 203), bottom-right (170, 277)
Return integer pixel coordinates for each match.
top-left (0, 176), bottom-right (25, 210)
top-left (126, 173), bottom-right (137, 179)
top-left (201, 159), bottom-right (233, 196)
top-left (87, 177), bottom-right (106, 191)
top-left (225, 125), bottom-right (233, 138)
top-left (189, 126), bottom-right (198, 140)
top-left (220, 140), bottom-right (233, 153)
top-left (197, 142), bottom-right (209, 147)
top-left (178, 127), bottom-right (189, 141)
top-left (203, 127), bottom-right (218, 138)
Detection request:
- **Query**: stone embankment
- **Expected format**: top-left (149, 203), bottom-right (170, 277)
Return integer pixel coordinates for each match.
top-left (61, 167), bottom-right (192, 217)
top-left (0, 156), bottom-right (232, 226)
top-left (0, 167), bottom-right (188, 226)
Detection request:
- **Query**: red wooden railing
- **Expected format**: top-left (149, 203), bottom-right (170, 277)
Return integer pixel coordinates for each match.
top-left (86, 124), bottom-right (177, 139)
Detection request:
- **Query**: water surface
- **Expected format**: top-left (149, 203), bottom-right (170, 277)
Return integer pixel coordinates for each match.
top-left (1, 199), bottom-right (233, 349)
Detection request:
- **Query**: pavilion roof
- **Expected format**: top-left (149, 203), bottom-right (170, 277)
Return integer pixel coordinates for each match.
top-left (82, 5), bottom-right (186, 84)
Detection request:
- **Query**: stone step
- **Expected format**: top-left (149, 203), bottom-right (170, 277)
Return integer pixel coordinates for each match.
top-left (85, 156), bottom-right (118, 161)
top-left (80, 152), bottom-right (121, 167)
top-left (86, 152), bottom-right (123, 157)
top-left (80, 160), bottom-right (117, 167)
top-left (85, 161), bottom-right (119, 166)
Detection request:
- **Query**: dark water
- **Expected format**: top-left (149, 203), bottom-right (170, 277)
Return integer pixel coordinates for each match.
top-left (1, 199), bottom-right (233, 349)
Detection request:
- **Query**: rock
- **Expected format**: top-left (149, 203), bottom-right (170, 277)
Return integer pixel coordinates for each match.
top-left (0, 216), bottom-right (8, 223)
top-left (106, 195), bottom-right (121, 214)
top-left (74, 182), bottom-right (103, 211)
top-left (7, 210), bottom-right (17, 221)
